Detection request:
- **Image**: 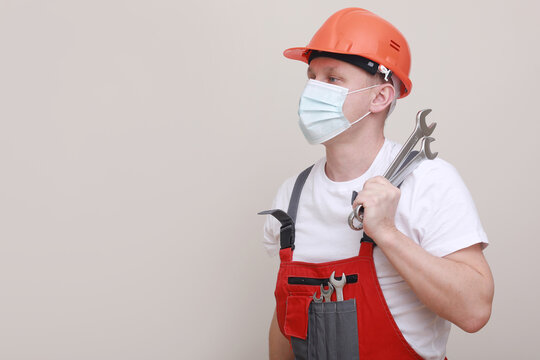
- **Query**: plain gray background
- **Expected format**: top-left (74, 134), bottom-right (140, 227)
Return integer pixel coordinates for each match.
top-left (0, 0), bottom-right (538, 359)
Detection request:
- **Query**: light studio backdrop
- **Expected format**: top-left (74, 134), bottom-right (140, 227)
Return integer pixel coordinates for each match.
top-left (0, 0), bottom-right (538, 359)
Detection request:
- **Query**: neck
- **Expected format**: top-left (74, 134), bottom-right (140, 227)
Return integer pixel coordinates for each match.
top-left (324, 122), bottom-right (385, 182)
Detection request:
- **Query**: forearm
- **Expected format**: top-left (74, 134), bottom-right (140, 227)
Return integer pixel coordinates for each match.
top-left (375, 228), bottom-right (494, 332)
top-left (269, 308), bottom-right (294, 360)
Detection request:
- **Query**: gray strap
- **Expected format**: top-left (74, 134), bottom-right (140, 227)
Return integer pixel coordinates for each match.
top-left (287, 165), bottom-right (314, 223)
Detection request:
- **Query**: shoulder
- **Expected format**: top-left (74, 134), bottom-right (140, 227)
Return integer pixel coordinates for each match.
top-left (416, 157), bottom-right (460, 178)
top-left (399, 156), bottom-right (476, 218)
top-left (402, 157), bottom-right (470, 200)
top-left (398, 157), bottom-right (488, 256)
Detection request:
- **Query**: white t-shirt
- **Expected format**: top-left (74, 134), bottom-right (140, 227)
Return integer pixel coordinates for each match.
top-left (263, 139), bottom-right (488, 360)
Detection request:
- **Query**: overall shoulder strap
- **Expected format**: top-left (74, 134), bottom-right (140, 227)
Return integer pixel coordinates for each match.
top-left (258, 165), bottom-right (314, 251)
top-left (287, 165), bottom-right (314, 223)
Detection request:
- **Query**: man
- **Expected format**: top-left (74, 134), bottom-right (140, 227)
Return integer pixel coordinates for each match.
top-left (261, 8), bottom-right (494, 360)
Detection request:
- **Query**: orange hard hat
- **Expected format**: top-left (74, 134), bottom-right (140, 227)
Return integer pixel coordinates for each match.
top-left (284, 8), bottom-right (412, 98)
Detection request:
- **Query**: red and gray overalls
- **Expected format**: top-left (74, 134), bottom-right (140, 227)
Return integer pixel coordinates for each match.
top-left (261, 163), bottom-right (444, 359)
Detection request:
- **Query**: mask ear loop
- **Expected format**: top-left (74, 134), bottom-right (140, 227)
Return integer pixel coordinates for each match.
top-left (346, 83), bottom-right (382, 126)
top-left (346, 74), bottom-right (396, 125)
top-left (347, 83), bottom-right (380, 95)
top-left (350, 111), bottom-right (372, 126)
top-left (345, 83), bottom-right (380, 126)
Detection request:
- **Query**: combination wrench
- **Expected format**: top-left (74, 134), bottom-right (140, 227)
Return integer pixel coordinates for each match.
top-left (388, 137), bottom-right (438, 186)
top-left (349, 137), bottom-right (438, 229)
top-left (348, 109), bottom-right (437, 231)
top-left (330, 271), bottom-right (346, 301)
top-left (321, 282), bottom-right (334, 302)
top-left (312, 290), bottom-right (323, 303)
top-left (382, 109), bottom-right (436, 179)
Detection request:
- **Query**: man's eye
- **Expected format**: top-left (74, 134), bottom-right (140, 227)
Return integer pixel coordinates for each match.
top-left (329, 77), bottom-right (339, 83)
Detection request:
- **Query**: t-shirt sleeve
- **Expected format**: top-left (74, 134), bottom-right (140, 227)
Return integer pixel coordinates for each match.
top-left (262, 176), bottom-right (296, 257)
top-left (402, 158), bottom-right (489, 258)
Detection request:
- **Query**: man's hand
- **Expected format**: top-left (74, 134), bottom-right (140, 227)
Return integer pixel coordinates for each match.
top-left (352, 176), bottom-right (493, 332)
top-left (352, 176), bottom-right (401, 241)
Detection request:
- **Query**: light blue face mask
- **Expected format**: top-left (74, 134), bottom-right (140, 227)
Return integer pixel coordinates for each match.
top-left (298, 79), bottom-right (379, 145)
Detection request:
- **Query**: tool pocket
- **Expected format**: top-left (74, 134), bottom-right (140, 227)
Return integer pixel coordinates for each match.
top-left (291, 299), bottom-right (359, 360)
top-left (284, 295), bottom-right (312, 339)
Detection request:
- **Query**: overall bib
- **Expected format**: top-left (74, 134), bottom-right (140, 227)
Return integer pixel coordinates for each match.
top-left (261, 165), bottom-right (445, 359)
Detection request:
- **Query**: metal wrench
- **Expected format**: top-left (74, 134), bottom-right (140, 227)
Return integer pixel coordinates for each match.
top-left (388, 137), bottom-right (438, 186)
top-left (329, 271), bottom-right (346, 302)
top-left (321, 282), bottom-right (334, 302)
top-left (348, 109), bottom-right (437, 231)
top-left (382, 109), bottom-right (436, 179)
top-left (312, 291), bottom-right (323, 303)
top-left (351, 137), bottom-right (438, 224)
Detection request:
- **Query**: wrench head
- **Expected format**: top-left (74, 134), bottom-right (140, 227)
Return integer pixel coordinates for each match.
top-left (329, 271), bottom-right (346, 287)
top-left (321, 282), bottom-right (334, 297)
top-left (348, 206), bottom-right (364, 231)
top-left (312, 291), bottom-right (323, 303)
top-left (416, 109), bottom-right (436, 137)
top-left (420, 137), bottom-right (438, 160)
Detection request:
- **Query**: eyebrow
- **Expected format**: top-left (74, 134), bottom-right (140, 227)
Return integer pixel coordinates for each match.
top-left (307, 66), bottom-right (339, 73)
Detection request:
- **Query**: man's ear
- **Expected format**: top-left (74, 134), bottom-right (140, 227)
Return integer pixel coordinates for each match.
top-left (369, 83), bottom-right (395, 114)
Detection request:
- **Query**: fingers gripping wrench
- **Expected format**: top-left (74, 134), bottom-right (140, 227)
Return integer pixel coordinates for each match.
top-left (348, 109), bottom-right (438, 231)
top-left (349, 136), bottom-right (438, 230)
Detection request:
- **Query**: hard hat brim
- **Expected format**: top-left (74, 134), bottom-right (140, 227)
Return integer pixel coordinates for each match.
top-left (283, 47), bottom-right (311, 63)
top-left (283, 46), bottom-right (411, 99)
